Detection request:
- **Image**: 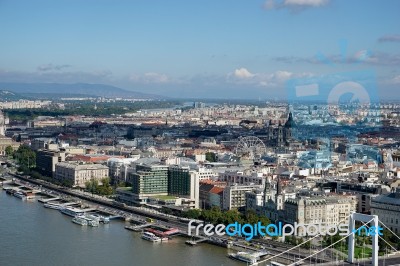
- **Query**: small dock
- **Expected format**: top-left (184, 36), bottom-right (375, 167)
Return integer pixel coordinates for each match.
top-left (185, 237), bottom-right (208, 246)
top-left (145, 227), bottom-right (180, 237)
top-left (125, 223), bottom-right (152, 232)
top-left (38, 197), bottom-right (60, 203)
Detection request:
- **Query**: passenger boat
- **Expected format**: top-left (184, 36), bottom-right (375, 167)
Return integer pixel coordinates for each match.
top-left (72, 216), bottom-right (88, 226)
top-left (13, 191), bottom-right (26, 200)
top-left (88, 214), bottom-right (109, 224)
top-left (87, 219), bottom-right (99, 227)
top-left (228, 251), bottom-right (258, 265)
top-left (60, 207), bottom-right (85, 217)
top-left (141, 232), bottom-right (161, 242)
top-left (5, 188), bottom-right (16, 195)
top-left (44, 203), bottom-right (63, 210)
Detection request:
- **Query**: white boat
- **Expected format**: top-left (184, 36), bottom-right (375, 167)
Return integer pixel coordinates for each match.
top-left (72, 216), bottom-right (88, 226)
top-left (229, 251), bottom-right (258, 265)
top-left (90, 214), bottom-right (110, 224)
top-left (60, 207), bottom-right (85, 217)
top-left (141, 232), bottom-right (161, 242)
top-left (101, 217), bottom-right (110, 224)
top-left (13, 191), bottom-right (26, 200)
top-left (85, 214), bottom-right (101, 222)
top-left (44, 203), bottom-right (63, 210)
top-left (87, 219), bottom-right (99, 227)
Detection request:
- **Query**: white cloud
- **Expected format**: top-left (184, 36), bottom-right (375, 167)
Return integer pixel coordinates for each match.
top-left (273, 51), bottom-right (400, 66)
top-left (234, 68), bottom-right (255, 78)
top-left (284, 0), bottom-right (329, 7)
top-left (37, 63), bottom-right (71, 72)
top-left (130, 72), bottom-right (169, 84)
top-left (272, 70), bottom-right (293, 81)
top-left (388, 75), bottom-right (400, 84)
top-left (228, 68), bottom-right (312, 87)
top-left (378, 34), bottom-right (400, 43)
top-left (264, 0), bottom-right (329, 11)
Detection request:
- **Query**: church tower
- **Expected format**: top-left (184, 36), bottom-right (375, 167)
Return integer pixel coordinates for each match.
top-left (0, 110), bottom-right (5, 136)
top-left (275, 176), bottom-right (284, 210)
top-left (284, 112), bottom-right (296, 141)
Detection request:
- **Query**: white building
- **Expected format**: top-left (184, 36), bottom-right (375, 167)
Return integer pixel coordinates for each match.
top-left (54, 162), bottom-right (109, 188)
top-left (193, 167), bottom-right (218, 181)
top-left (219, 170), bottom-right (265, 186)
top-left (107, 157), bottom-right (139, 184)
top-left (223, 184), bottom-right (262, 210)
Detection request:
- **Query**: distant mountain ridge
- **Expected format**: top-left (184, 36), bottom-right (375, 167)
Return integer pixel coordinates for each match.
top-left (0, 82), bottom-right (163, 99)
top-left (0, 90), bottom-right (30, 101)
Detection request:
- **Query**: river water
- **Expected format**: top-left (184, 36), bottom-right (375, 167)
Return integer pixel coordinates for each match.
top-left (0, 191), bottom-right (241, 266)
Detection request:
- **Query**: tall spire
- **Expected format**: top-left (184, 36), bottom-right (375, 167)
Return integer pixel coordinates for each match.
top-left (276, 176), bottom-right (282, 195)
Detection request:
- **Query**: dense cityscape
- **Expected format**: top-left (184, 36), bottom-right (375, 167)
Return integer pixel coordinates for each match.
top-left (0, 97), bottom-right (400, 265)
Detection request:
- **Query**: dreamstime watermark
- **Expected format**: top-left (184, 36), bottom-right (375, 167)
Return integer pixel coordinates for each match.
top-left (188, 220), bottom-right (383, 241)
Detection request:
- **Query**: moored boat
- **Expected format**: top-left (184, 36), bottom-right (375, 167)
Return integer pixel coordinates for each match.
top-left (60, 207), bottom-right (85, 217)
top-left (13, 191), bottom-right (26, 200)
top-left (72, 216), bottom-right (88, 226)
top-left (141, 232), bottom-right (161, 242)
top-left (228, 251), bottom-right (258, 265)
top-left (44, 203), bottom-right (63, 210)
top-left (87, 219), bottom-right (99, 227)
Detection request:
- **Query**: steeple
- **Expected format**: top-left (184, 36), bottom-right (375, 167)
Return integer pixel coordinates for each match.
top-left (0, 110), bottom-right (5, 136)
top-left (276, 176), bottom-right (282, 195)
top-left (284, 112), bottom-right (295, 128)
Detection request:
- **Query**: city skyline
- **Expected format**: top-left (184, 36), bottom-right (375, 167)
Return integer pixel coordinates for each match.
top-left (0, 0), bottom-right (399, 99)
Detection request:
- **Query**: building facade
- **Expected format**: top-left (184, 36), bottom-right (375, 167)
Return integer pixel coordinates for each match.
top-left (284, 195), bottom-right (357, 227)
top-left (130, 164), bottom-right (169, 203)
top-left (54, 162), bottom-right (109, 187)
top-left (168, 165), bottom-right (199, 208)
top-left (36, 150), bottom-right (66, 177)
top-left (371, 188), bottom-right (400, 234)
top-left (223, 184), bottom-right (262, 210)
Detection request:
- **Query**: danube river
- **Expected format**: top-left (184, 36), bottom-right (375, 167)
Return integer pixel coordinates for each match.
top-left (0, 191), bottom-right (241, 266)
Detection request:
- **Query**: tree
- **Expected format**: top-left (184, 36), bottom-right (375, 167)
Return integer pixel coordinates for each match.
top-left (14, 145), bottom-right (36, 169)
top-left (5, 146), bottom-right (14, 157)
top-left (85, 178), bottom-right (114, 196)
top-left (245, 209), bottom-right (259, 225)
top-left (86, 179), bottom-right (99, 195)
top-left (302, 238), bottom-right (311, 249)
top-left (185, 209), bottom-right (201, 219)
top-left (205, 152), bottom-right (217, 162)
top-left (223, 209), bottom-right (243, 224)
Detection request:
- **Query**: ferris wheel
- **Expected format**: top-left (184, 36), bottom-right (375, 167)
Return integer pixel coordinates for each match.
top-left (235, 136), bottom-right (267, 160)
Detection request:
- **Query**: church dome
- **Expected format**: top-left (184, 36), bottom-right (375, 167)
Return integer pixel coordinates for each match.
top-left (284, 112), bottom-right (296, 128)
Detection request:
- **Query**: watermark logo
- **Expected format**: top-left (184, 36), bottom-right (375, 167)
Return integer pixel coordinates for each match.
top-left (285, 42), bottom-right (381, 169)
top-left (352, 225), bottom-right (383, 236)
top-left (188, 220), bottom-right (383, 241)
top-left (287, 70), bottom-right (379, 121)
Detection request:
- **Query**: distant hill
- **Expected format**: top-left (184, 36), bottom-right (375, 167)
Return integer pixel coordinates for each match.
top-left (0, 90), bottom-right (30, 101)
top-left (0, 82), bottom-right (164, 99)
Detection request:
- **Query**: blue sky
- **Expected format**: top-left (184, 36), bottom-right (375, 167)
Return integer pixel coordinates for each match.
top-left (0, 0), bottom-right (399, 99)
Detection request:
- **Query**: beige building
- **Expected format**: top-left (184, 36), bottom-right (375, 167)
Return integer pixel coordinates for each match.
top-left (371, 188), bottom-right (400, 234)
top-left (284, 195), bottom-right (357, 226)
top-left (54, 162), bottom-right (109, 188)
top-left (0, 135), bottom-right (19, 156)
